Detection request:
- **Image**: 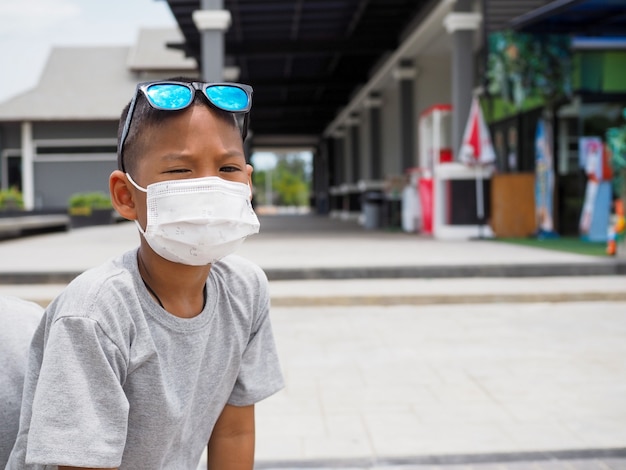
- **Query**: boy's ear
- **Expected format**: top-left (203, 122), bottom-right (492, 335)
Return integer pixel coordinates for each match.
top-left (109, 170), bottom-right (138, 221)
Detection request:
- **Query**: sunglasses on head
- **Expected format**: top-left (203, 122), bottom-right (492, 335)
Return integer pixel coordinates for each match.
top-left (118, 80), bottom-right (253, 172)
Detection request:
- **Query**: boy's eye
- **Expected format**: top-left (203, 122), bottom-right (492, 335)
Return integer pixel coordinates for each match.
top-left (165, 168), bottom-right (190, 174)
top-left (220, 166), bottom-right (240, 173)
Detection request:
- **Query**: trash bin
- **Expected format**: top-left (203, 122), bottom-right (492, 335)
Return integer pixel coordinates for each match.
top-left (402, 168), bottom-right (421, 233)
top-left (362, 190), bottom-right (383, 230)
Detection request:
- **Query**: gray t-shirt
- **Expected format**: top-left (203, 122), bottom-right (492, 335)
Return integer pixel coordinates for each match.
top-left (0, 297), bottom-right (44, 469)
top-left (6, 249), bottom-right (284, 469)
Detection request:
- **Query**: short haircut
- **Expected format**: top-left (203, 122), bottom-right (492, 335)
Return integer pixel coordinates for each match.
top-left (117, 76), bottom-right (240, 174)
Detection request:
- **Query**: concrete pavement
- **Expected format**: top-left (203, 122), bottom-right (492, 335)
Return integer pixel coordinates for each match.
top-left (252, 300), bottom-right (626, 467)
top-left (0, 215), bottom-right (624, 306)
top-left (0, 215), bottom-right (623, 283)
top-left (0, 214), bottom-right (625, 468)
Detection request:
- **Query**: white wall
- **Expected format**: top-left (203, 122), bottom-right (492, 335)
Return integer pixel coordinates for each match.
top-left (414, 54), bottom-right (452, 167)
top-left (415, 55), bottom-right (452, 115)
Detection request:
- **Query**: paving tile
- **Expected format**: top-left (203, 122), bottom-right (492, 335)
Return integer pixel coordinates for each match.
top-left (602, 458), bottom-right (626, 470)
top-left (562, 459), bottom-right (614, 470)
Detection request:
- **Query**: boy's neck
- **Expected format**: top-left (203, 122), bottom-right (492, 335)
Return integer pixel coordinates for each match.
top-left (137, 245), bottom-right (211, 319)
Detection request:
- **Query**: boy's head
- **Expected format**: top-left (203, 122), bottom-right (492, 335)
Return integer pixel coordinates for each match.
top-left (117, 77), bottom-right (252, 175)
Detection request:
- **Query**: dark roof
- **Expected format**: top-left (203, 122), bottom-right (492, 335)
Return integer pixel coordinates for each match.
top-left (484, 0), bottom-right (550, 33)
top-left (165, 0), bottom-right (434, 146)
top-left (510, 0), bottom-right (626, 36)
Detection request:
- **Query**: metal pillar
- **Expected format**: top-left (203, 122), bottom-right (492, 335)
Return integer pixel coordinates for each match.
top-left (21, 121), bottom-right (34, 210)
top-left (348, 114), bottom-right (360, 184)
top-left (314, 142), bottom-right (330, 214)
top-left (333, 131), bottom-right (345, 184)
top-left (393, 62), bottom-right (416, 173)
top-left (443, 10), bottom-right (482, 156)
top-left (331, 130), bottom-right (346, 217)
top-left (366, 94), bottom-right (382, 180)
top-left (193, 0), bottom-right (231, 82)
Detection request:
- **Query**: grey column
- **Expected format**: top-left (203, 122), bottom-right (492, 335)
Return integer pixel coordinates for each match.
top-left (326, 136), bottom-right (337, 187)
top-left (444, 8), bottom-right (482, 156)
top-left (366, 94), bottom-right (383, 180)
top-left (333, 131), bottom-right (345, 185)
top-left (20, 121), bottom-right (35, 210)
top-left (193, 0), bottom-right (230, 82)
top-left (332, 131), bottom-right (346, 215)
top-left (394, 62), bottom-right (417, 173)
top-left (314, 141), bottom-right (330, 214)
top-left (348, 115), bottom-right (360, 183)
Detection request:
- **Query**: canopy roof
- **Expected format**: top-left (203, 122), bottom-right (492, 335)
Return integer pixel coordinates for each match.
top-left (165, 0), bottom-right (435, 146)
top-left (510, 0), bottom-right (626, 36)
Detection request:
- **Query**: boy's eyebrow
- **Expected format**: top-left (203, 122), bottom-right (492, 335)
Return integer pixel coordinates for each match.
top-left (158, 149), bottom-right (246, 162)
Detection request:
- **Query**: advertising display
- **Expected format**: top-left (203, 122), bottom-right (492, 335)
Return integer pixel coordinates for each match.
top-left (534, 118), bottom-right (557, 238)
top-left (579, 137), bottom-right (612, 242)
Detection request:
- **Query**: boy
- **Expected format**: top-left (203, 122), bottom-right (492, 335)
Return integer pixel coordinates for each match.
top-left (6, 78), bottom-right (284, 469)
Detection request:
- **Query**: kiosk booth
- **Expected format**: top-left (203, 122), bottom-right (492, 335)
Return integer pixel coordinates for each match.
top-left (418, 102), bottom-right (495, 240)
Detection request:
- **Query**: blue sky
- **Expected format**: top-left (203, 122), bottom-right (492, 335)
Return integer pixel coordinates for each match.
top-left (0, 0), bottom-right (177, 102)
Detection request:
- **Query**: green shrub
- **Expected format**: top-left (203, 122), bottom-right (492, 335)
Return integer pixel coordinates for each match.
top-left (0, 187), bottom-right (24, 211)
top-left (68, 192), bottom-right (112, 209)
top-left (68, 192), bottom-right (112, 216)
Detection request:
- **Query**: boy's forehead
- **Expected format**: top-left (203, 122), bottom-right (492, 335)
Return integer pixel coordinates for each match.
top-left (155, 102), bottom-right (238, 130)
top-left (138, 106), bottom-right (243, 157)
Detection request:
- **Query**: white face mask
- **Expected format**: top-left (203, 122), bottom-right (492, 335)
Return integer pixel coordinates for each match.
top-left (127, 174), bottom-right (260, 266)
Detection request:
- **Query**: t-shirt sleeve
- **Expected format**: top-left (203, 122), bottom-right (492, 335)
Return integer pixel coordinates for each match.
top-left (25, 316), bottom-right (129, 468)
top-left (228, 273), bottom-right (284, 407)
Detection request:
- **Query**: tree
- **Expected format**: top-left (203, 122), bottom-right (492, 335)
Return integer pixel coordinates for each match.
top-left (253, 153), bottom-right (310, 206)
top-left (487, 30), bottom-right (572, 111)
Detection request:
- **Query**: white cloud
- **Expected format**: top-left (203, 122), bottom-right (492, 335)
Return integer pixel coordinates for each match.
top-left (0, 0), bottom-right (81, 35)
top-left (0, 0), bottom-right (177, 102)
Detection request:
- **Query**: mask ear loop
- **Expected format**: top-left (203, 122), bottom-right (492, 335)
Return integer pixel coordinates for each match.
top-left (126, 173), bottom-right (148, 192)
top-left (125, 173), bottom-right (149, 235)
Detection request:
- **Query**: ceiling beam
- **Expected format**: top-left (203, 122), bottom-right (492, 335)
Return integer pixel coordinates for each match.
top-left (226, 38), bottom-right (396, 55)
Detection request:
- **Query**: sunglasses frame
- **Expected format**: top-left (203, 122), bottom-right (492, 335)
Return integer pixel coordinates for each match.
top-left (118, 80), bottom-right (253, 172)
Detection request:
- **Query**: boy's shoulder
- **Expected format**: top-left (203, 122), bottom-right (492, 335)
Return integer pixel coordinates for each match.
top-left (47, 249), bottom-right (138, 321)
top-left (66, 248), bottom-right (136, 293)
top-left (212, 254), bottom-right (267, 285)
top-left (210, 255), bottom-right (269, 304)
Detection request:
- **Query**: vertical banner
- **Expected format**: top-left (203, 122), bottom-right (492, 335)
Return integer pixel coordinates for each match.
top-left (579, 137), bottom-right (602, 236)
top-left (534, 118), bottom-right (557, 237)
top-left (579, 137), bottom-right (612, 242)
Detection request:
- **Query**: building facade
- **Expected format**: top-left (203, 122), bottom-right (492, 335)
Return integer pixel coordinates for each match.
top-left (0, 28), bottom-right (198, 211)
top-left (2, 0), bottom-right (624, 242)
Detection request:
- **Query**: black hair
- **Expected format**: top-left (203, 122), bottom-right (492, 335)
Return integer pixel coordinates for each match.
top-left (117, 76), bottom-right (241, 174)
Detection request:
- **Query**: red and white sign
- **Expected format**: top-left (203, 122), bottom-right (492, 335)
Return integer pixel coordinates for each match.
top-left (459, 97), bottom-right (495, 165)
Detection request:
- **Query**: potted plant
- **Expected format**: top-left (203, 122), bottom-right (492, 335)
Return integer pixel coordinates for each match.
top-left (68, 191), bottom-right (113, 228)
top-left (0, 187), bottom-right (24, 213)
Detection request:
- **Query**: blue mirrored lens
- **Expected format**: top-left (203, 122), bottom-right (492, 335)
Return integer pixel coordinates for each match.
top-left (205, 86), bottom-right (249, 112)
top-left (146, 84), bottom-right (192, 110)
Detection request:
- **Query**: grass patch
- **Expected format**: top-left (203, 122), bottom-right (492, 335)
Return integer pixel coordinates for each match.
top-left (494, 236), bottom-right (608, 257)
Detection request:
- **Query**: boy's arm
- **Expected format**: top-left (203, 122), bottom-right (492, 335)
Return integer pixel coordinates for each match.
top-left (207, 404), bottom-right (255, 470)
